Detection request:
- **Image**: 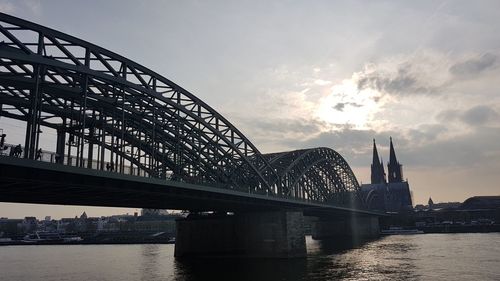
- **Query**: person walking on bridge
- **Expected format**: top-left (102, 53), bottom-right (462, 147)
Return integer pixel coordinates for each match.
top-left (36, 148), bottom-right (42, 160)
top-left (12, 144), bottom-right (22, 157)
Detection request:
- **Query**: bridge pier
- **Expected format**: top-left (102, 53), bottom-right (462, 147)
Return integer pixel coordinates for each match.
top-left (174, 211), bottom-right (306, 258)
top-left (311, 215), bottom-right (380, 240)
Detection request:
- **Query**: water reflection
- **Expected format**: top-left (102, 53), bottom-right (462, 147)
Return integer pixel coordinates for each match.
top-left (307, 235), bottom-right (419, 280)
top-left (174, 258), bottom-right (308, 281)
top-left (140, 244), bottom-right (162, 281)
top-left (171, 237), bottom-right (397, 281)
top-left (153, 236), bottom-right (418, 281)
top-left (1, 234), bottom-right (498, 281)
top-left (307, 236), bottom-right (375, 254)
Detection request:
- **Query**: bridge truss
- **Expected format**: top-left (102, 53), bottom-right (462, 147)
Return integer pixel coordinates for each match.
top-left (0, 13), bottom-right (361, 207)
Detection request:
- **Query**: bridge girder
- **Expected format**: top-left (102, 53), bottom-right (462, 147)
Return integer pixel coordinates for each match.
top-left (263, 148), bottom-right (361, 205)
top-left (0, 13), bottom-right (361, 207)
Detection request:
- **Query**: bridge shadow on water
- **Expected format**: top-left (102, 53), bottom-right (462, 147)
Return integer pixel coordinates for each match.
top-left (171, 236), bottom-right (376, 281)
top-left (307, 236), bottom-right (377, 255)
top-left (173, 257), bottom-right (309, 281)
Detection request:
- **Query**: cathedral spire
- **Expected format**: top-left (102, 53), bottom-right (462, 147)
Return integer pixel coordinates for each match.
top-left (380, 156), bottom-right (386, 180)
top-left (389, 137), bottom-right (398, 165)
top-left (372, 139), bottom-right (380, 167)
top-left (387, 137), bottom-right (403, 183)
top-left (371, 139), bottom-right (386, 184)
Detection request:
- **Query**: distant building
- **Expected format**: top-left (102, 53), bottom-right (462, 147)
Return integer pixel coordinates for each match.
top-left (0, 211), bottom-right (184, 239)
top-left (414, 200), bottom-right (461, 211)
top-left (141, 209), bottom-right (170, 217)
top-left (21, 216), bottom-right (37, 233)
top-left (0, 218), bottom-right (23, 236)
top-left (428, 197), bottom-right (434, 209)
top-left (57, 217), bottom-right (80, 233)
top-left (361, 138), bottom-right (413, 212)
top-left (80, 212), bottom-right (87, 220)
top-left (414, 196), bottom-right (500, 225)
top-left (460, 196), bottom-right (500, 210)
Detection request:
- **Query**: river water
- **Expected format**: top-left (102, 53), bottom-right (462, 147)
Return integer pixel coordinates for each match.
top-left (0, 233), bottom-right (499, 281)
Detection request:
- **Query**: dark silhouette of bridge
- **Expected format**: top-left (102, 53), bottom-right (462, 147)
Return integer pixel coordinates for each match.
top-left (0, 13), bottom-right (381, 258)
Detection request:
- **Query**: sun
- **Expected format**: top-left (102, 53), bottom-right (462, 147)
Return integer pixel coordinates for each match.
top-left (314, 78), bottom-right (381, 129)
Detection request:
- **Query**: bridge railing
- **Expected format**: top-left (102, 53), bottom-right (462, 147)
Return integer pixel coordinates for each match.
top-left (0, 143), bottom-right (368, 209)
top-left (0, 143), bottom-right (257, 192)
top-left (0, 143), bottom-right (150, 177)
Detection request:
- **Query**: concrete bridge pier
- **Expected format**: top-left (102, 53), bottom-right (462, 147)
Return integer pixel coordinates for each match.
top-left (174, 211), bottom-right (306, 258)
top-left (311, 215), bottom-right (380, 240)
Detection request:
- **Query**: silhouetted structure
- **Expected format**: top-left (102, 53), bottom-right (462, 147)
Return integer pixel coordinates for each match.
top-left (460, 196), bottom-right (500, 210)
top-left (0, 12), bottom-right (362, 207)
top-left (428, 197), bottom-right (434, 209)
top-left (387, 137), bottom-right (403, 183)
top-left (371, 139), bottom-right (386, 184)
top-left (361, 138), bottom-right (413, 213)
top-left (414, 196), bottom-right (500, 228)
top-left (0, 13), bottom-right (383, 258)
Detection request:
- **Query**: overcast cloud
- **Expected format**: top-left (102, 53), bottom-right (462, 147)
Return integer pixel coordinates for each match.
top-left (1, 0), bottom-right (500, 218)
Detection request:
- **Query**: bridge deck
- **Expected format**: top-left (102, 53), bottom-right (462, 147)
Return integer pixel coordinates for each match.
top-left (0, 156), bottom-right (383, 217)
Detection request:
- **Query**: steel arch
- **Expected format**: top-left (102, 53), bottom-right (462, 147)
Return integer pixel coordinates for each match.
top-left (0, 13), bottom-right (361, 206)
top-left (0, 12), bottom-right (278, 192)
top-left (263, 147), bottom-right (361, 205)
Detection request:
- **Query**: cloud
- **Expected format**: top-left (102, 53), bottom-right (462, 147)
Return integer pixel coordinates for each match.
top-left (285, 127), bottom-right (402, 166)
top-left (461, 105), bottom-right (499, 126)
top-left (247, 118), bottom-right (326, 135)
top-left (352, 52), bottom-right (454, 98)
top-left (437, 105), bottom-right (500, 126)
top-left (333, 103), bottom-right (346, 111)
top-left (449, 53), bottom-right (497, 78)
top-left (231, 115), bottom-right (329, 152)
top-left (23, 0), bottom-right (42, 16)
top-left (353, 51), bottom-right (500, 100)
top-left (0, 1), bottom-right (15, 13)
top-left (403, 126), bottom-right (500, 168)
top-left (284, 112), bottom-right (500, 171)
top-left (0, 1), bottom-right (43, 16)
top-left (407, 124), bottom-right (448, 144)
top-left (333, 102), bottom-right (363, 112)
top-left (357, 64), bottom-right (418, 95)
top-left (314, 79), bottom-right (331, 86)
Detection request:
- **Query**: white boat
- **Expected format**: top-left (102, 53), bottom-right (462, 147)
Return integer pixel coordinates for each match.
top-left (23, 231), bottom-right (83, 243)
top-left (62, 236), bottom-right (83, 242)
top-left (23, 231), bottom-right (63, 242)
top-left (0, 237), bottom-right (13, 244)
top-left (380, 227), bottom-right (424, 235)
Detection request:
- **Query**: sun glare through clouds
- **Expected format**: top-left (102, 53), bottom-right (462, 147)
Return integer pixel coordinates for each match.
top-left (315, 77), bottom-right (382, 130)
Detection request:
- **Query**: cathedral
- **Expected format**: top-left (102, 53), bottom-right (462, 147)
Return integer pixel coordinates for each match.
top-left (361, 138), bottom-right (413, 212)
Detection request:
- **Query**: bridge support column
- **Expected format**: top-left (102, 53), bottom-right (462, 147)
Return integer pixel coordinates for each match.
top-left (174, 211), bottom-right (306, 258)
top-left (55, 128), bottom-right (65, 164)
top-left (311, 216), bottom-right (380, 240)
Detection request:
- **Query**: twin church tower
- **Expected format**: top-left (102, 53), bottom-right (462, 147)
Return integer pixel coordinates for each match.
top-left (371, 137), bottom-right (404, 184)
top-left (362, 137), bottom-right (412, 212)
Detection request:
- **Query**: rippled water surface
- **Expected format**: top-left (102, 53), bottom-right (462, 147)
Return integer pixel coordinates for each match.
top-left (1, 233), bottom-right (499, 281)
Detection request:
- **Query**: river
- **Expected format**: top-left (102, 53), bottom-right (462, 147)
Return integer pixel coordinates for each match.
top-left (0, 233), bottom-right (499, 281)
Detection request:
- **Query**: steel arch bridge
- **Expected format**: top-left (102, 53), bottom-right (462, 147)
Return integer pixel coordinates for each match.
top-left (0, 13), bottom-right (361, 207)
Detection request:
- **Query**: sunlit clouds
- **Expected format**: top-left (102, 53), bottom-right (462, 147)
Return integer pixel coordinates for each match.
top-left (315, 76), bottom-right (381, 130)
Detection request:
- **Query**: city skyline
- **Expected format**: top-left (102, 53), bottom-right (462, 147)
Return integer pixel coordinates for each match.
top-left (1, 0), bottom-right (500, 218)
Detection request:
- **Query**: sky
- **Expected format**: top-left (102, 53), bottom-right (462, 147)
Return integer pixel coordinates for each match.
top-left (1, 0), bottom-right (500, 219)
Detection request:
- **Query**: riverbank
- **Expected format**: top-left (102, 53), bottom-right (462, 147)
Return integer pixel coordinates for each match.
top-left (0, 239), bottom-right (175, 246)
top-left (0, 231), bottom-right (176, 246)
top-left (418, 223), bottom-right (500, 233)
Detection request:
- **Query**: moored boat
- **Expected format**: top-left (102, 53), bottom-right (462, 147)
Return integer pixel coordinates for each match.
top-left (381, 227), bottom-right (424, 235)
